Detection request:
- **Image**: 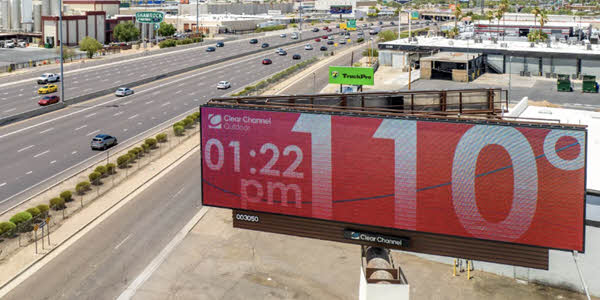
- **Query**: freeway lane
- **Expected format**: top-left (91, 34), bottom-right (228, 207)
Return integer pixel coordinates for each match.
top-left (0, 28), bottom-right (344, 119)
top-left (3, 150), bottom-right (202, 300)
top-left (0, 32), bottom-right (365, 212)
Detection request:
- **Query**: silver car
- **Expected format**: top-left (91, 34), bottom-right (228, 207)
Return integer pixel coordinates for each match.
top-left (115, 87), bottom-right (134, 97)
top-left (91, 134), bottom-right (117, 150)
top-left (216, 81), bottom-right (231, 89)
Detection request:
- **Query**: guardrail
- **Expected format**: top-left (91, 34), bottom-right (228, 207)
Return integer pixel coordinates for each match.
top-left (0, 107), bottom-right (200, 261)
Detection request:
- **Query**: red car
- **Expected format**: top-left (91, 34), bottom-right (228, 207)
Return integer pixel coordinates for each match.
top-left (262, 58), bottom-right (272, 65)
top-left (314, 38), bottom-right (321, 42)
top-left (322, 26), bottom-right (329, 30)
top-left (327, 28), bottom-right (332, 32)
top-left (38, 95), bottom-right (59, 106)
top-left (322, 35), bottom-right (328, 39)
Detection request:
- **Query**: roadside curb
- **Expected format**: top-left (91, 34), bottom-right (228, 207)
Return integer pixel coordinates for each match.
top-left (0, 141), bottom-right (200, 297)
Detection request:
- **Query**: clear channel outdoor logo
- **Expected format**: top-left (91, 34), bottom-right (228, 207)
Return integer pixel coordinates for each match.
top-left (331, 71), bottom-right (339, 78)
top-left (208, 114), bottom-right (222, 129)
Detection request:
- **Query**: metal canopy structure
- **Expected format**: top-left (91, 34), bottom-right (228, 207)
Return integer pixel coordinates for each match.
top-left (208, 88), bottom-right (508, 119)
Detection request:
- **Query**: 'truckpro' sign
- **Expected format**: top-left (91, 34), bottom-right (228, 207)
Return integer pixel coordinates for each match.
top-left (328, 66), bottom-right (375, 86)
top-left (344, 230), bottom-right (410, 247)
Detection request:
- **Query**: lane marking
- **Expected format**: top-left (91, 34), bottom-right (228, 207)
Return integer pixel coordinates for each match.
top-left (117, 207), bottom-right (208, 300)
top-left (0, 182), bottom-right (6, 188)
top-left (50, 160), bottom-right (56, 164)
top-left (123, 101), bottom-right (132, 105)
top-left (85, 112), bottom-right (97, 118)
top-left (160, 101), bottom-right (170, 107)
top-left (128, 114), bottom-right (138, 120)
top-left (17, 145), bottom-right (34, 152)
top-left (33, 150), bottom-right (50, 158)
top-left (114, 234), bottom-right (132, 250)
top-left (173, 186), bottom-right (185, 198)
top-left (145, 100), bottom-right (153, 105)
top-left (4, 108), bottom-right (16, 113)
top-left (75, 125), bottom-right (88, 131)
top-left (39, 127), bottom-right (54, 134)
top-left (113, 111), bottom-right (124, 116)
top-left (86, 129), bottom-right (100, 136)
top-left (71, 151), bottom-right (77, 155)
top-left (26, 171), bottom-right (32, 175)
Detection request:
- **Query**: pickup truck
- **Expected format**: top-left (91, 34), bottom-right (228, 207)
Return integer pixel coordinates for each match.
top-left (37, 73), bottom-right (60, 84)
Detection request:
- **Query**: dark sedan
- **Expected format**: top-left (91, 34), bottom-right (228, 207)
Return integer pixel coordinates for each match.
top-left (206, 47), bottom-right (216, 52)
top-left (261, 43), bottom-right (269, 48)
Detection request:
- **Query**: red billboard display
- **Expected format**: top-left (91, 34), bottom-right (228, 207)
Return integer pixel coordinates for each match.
top-left (201, 107), bottom-right (587, 251)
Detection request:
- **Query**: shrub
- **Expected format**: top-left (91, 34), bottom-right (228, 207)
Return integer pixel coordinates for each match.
top-left (134, 146), bottom-right (144, 157)
top-left (158, 39), bottom-right (177, 48)
top-left (117, 154), bottom-right (130, 168)
top-left (60, 190), bottom-right (73, 202)
top-left (76, 181), bottom-right (91, 194)
top-left (182, 118), bottom-right (193, 129)
top-left (145, 138), bottom-right (158, 149)
top-left (10, 211), bottom-right (33, 226)
top-left (141, 143), bottom-right (150, 153)
top-left (173, 125), bottom-right (185, 136)
top-left (37, 204), bottom-right (49, 216)
top-left (173, 121), bottom-right (185, 128)
top-left (89, 171), bottom-right (102, 185)
top-left (156, 133), bottom-right (167, 143)
top-left (128, 149), bottom-right (139, 160)
top-left (50, 197), bottom-right (66, 210)
top-left (95, 165), bottom-right (107, 177)
top-left (254, 24), bottom-right (286, 33)
top-left (106, 163), bottom-right (116, 175)
top-left (363, 48), bottom-right (378, 57)
top-left (357, 37), bottom-right (364, 43)
top-left (0, 221), bottom-right (16, 235)
top-left (27, 207), bottom-right (41, 218)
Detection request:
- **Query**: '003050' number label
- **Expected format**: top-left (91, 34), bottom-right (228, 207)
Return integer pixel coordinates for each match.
top-left (235, 214), bottom-right (260, 223)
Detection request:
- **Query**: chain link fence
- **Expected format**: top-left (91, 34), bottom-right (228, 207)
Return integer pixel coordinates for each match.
top-left (0, 111), bottom-right (200, 261)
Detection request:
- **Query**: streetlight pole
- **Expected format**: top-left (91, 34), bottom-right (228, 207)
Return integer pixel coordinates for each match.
top-left (196, 0), bottom-right (199, 35)
top-left (58, 0), bottom-right (65, 104)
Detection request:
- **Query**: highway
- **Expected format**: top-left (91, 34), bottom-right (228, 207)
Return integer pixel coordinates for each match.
top-left (0, 29), bottom-right (372, 212)
top-left (0, 27), bottom-right (342, 119)
top-left (3, 150), bottom-right (202, 300)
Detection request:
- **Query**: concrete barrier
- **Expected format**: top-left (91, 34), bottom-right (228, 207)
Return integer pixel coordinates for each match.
top-left (0, 102), bottom-right (67, 127)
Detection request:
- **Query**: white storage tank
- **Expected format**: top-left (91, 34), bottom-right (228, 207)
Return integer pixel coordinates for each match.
top-left (33, 3), bottom-right (41, 32)
top-left (11, 0), bottom-right (20, 30)
top-left (41, 0), bottom-right (49, 16)
top-left (49, 0), bottom-right (59, 16)
top-left (0, 0), bottom-right (9, 30)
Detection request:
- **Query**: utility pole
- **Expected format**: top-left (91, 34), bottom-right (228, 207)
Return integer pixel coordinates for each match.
top-left (196, 0), bottom-right (199, 35)
top-left (299, 0), bottom-right (303, 39)
top-left (58, 0), bottom-right (65, 104)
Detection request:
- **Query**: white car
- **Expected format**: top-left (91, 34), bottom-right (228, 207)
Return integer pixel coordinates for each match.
top-left (280, 33), bottom-right (287, 38)
top-left (291, 34), bottom-right (299, 39)
top-left (115, 87), bottom-right (134, 97)
top-left (37, 73), bottom-right (60, 84)
top-left (304, 44), bottom-right (313, 50)
top-left (217, 81), bottom-right (231, 89)
top-left (275, 47), bottom-right (284, 54)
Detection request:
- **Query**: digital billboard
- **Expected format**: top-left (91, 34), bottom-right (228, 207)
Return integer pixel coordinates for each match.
top-left (330, 5), bottom-right (353, 14)
top-left (201, 107), bottom-right (587, 251)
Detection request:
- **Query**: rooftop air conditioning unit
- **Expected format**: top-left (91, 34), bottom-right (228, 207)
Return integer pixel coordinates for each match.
top-left (546, 40), bottom-right (552, 48)
top-left (530, 42), bottom-right (535, 48)
top-left (587, 44), bottom-right (592, 50)
top-left (500, 42), bottom-right (507, 48)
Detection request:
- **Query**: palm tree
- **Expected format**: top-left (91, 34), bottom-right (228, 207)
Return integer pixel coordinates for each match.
top-left (498, 0), bottom-right (509, 40)
top-left (539, 10), bottom-right (548, 41)
top-left (485, 10), bottom-right (495, 38)
top-left (531, 6), bottom-right (540, 29)
top-left (453, 4), bottom-right (462, 37)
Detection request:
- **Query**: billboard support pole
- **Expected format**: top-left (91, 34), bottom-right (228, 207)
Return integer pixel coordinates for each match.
top-left (572, 251), bottom-right (591, 300)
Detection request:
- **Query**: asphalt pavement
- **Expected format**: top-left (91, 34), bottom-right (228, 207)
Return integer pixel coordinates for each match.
top-left (0, 30), bottom-right (368, 212)
top-left (2, 150), bottom-right (202, 300)
top-left (0, 28), bottom-right (342, 119)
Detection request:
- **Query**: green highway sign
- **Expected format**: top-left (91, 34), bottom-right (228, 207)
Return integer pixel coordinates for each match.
top-left (328, 66), bottom-right (374, 86)
top-left (135, 11), bottom-right (164, 24)
top-left (347, 19), bottom-right (356, 29)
